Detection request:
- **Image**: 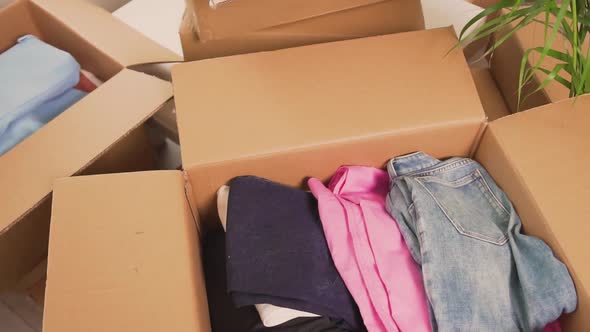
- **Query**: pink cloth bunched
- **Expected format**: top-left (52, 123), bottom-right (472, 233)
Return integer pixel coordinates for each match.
top-left (309, 166), bottom-right (431, 332)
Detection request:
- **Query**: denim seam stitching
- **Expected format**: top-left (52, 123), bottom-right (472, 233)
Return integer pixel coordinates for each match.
top-left (416, 179), bottom-right (508, 246)
top-left (416, 173), bottom-right (477, 188)
top-left (476, 169), bottom-right (511, 216)
top-left (409, 159), bottom-right (472, 178)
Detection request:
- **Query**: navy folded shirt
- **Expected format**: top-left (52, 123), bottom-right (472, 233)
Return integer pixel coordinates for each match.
top-left (226, 176), bottom-right (363, 331)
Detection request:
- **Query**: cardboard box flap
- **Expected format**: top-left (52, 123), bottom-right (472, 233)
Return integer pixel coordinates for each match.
top-left (0, 69), bottom-right (172, 236)
top-left (470, 67), bottom-right (510, 121)
top-left (477, 96), bottom-right (590, 329)
top-left (173, 27), bottom-right (486, 221)
top-left (193, 0), bottom-right (383, 41)
top-left (31, 0), bottom-right (181, 66)
top-left (0, 0), bottom-right (41, 53)
top-left (173, 27), bottom-right (485, 168)
top-left (44, 171), bottom-right (210, 332)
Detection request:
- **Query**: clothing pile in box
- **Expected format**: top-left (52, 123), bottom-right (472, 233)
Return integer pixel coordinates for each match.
top-left (216, 152), bottom-right (577, 332)
top-left (0, 35), bottom-right (102, 157)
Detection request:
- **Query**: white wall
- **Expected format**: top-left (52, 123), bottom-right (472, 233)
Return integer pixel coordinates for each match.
top-left (0, 0), bottom-right (130, 12)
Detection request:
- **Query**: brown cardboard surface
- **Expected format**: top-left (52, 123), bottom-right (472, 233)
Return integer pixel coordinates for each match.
top-left (32, 0), bottom-right (181, 66)
top-left (0, 70), bottom-right (170, 290)
top-left (181, 0), bottom-right (425, 61)
top-left (0, 0), bottom-right (177, 290)
top-left (44, 171), bottom-right (210, 332)
top-left (0, 127), bottom-right (156, 292)
top-left (173, 27), bottom-right (487, 223)
top-left (476, 96), bottom-right (590, 330)
top-left (191, 0), bottom-right (384, 41)
top-left (41, 32), bottom-right (589, 331)
top-left (470, 67), bottom-right (511, 120)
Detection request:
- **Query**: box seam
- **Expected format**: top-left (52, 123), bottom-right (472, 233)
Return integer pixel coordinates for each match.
top-left (469, 120), bottom-right (489, 158)
top-left (182, 170), bottom-right (202, 238)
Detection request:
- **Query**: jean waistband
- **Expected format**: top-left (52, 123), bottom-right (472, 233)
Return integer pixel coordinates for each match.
top-left (388, 152), bottom-right (440, 177)
top-left (388, 152), bottom-right (473, 178)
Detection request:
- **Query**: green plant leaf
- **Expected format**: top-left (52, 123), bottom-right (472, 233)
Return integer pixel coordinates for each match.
top-left (537, 67), bottom-right (573, 91)
top-left (524, 0), bottom-right (571, 85)
top-left (482, 6), bottom-right (546, 59)
top-left (524, 64), bottom-right (570, 101)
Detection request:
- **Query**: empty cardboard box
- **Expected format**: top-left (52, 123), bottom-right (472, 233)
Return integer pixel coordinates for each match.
top-left (44, 28), bottom-right (589, 331)
top-left (0, 0), bottom-right (181, 291)
top-left (180, 0), bottom-right (425, 61)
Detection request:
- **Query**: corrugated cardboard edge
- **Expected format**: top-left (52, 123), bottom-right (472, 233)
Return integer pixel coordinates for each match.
top-left (183, 170), bottom-right (202, 238)
top-left (32, 0), bottom-right (181, 66)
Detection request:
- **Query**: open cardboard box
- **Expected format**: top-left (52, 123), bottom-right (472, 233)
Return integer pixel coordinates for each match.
top-left (189, 0), bottom-right (398, 42)
top-left (180, 0), bottom-right (424, 61)
top-left (490, 10), bottom-right (588, 113)
top-left (0, 0), bottom-right (182, 292)
top-left (44, 28), bottom-right (589, 331)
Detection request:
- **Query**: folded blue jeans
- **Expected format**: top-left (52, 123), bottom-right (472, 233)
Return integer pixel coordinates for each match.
top-left (386, 152), bottom-right (576, 331)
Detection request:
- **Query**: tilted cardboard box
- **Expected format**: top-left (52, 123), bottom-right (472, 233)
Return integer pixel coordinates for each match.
top-left (44, 28), bottom-right (589, 331)
top-left (180, 0), bottom-right (424, 61)
top-left (189, 0), bottom-right (390, 41)
top-left (0, 0), bottom-right (181, 291)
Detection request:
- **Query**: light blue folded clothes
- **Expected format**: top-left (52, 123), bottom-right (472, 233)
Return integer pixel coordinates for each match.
top-left (0, 89), bottom-right (87, 156)
top-left (0, 35), bottom-right (84, 157)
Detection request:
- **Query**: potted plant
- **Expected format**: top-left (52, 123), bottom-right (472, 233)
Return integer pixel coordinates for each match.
top-left (457, 0), bottom-right (590, 109)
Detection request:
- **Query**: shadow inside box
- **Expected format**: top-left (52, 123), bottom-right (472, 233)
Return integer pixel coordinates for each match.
top-left (203, 228), bottom-right (261, 331)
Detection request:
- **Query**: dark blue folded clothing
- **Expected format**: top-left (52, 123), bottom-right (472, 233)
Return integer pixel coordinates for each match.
top-left (226, 176), bottom-right (362, 332)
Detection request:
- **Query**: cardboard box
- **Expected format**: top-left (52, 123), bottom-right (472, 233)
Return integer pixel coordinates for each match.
top-left (190, 0), bottom-right (386, 41)
top-left (174, 27), bottom-right (485, 223)
top-left (471, 67), bottom-right (511, 121)
top-left (0, 0), bottom-right (181, 291)
top-left (180, 0), bottom-right (424, 61)
top-left (42, 28), bottom-right (589, 331)
top-left (45, 171), bottom-right (210, 332)
top-left (490, 11), bottom-right (584, 113)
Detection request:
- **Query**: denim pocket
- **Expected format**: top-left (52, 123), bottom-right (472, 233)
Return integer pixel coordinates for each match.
top-left (417, 169), bottom-right (509, 245)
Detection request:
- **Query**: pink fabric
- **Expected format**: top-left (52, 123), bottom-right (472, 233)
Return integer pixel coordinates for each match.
top-left (308, 166), bottom-right (431, 332)
top-left (543, 321), bottom-right (561, 332)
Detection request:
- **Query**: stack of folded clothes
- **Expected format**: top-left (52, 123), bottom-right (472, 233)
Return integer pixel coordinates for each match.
top-left (0, 35), bottom-right (101, 157)
top-left (214, 152), bottom-right (577, 332)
